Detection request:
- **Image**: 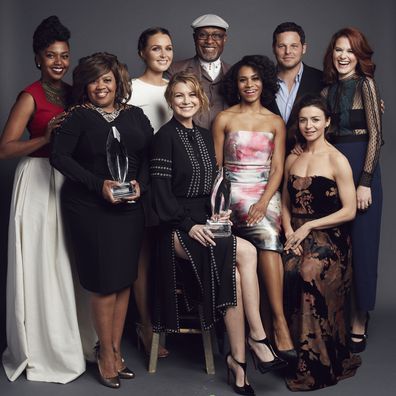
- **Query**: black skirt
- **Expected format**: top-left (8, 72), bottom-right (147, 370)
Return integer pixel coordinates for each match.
top-left (152, 196), bottom-right (237, 332)
top-left (62, 181), bottom-right (145, 294)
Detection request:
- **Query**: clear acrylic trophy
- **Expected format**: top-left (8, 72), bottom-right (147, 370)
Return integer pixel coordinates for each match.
top-left (106, 126), bottom-right (135, 199)
top-left (205, 167), bottom-right (232, 238)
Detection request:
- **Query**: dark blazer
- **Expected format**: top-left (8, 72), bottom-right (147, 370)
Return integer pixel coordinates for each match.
top-left (268, 63), bottom-right (324, 152)
top-left (167, 56), bottom-right (230, 130)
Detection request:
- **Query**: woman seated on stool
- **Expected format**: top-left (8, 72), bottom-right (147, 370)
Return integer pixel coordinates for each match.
top-left (150, 71), bottom-right (286, 395)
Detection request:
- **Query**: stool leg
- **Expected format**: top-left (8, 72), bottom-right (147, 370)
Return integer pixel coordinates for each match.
top-left (198, 306), bottom-right (215, 375)
top-left (148, 332), bottom-right (160, 373)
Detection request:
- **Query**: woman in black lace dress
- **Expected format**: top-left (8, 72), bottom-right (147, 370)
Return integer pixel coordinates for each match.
top-left (282, 95), bottom-right (361, 391)
top-left (151, 72), bottom-right (286, 395)
top-left (322, 28), bottom-right (383, 353)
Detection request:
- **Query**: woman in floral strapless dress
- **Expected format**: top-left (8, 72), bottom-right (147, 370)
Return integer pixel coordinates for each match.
top-left (213, 55), bottom-right (296, 362)
top-left (282, 95), bottom-right (361, 391)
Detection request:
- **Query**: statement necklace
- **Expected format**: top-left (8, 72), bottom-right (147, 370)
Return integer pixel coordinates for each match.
top-left (42, 80), bottom-right (67, 107)
top-left (93, 105), bottom-right (121, 122)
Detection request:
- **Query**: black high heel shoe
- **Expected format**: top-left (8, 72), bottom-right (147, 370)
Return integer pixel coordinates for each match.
top-left (349, 313), bottom-right (370, 353)
top-left (247, 335), bottom-right (288, 373)
top-left (94, 343), bottom-right (120, 389)
top-left (225, 353), bottom-right (255, 395)
top-left (274, 345), bottom-right (298, 364)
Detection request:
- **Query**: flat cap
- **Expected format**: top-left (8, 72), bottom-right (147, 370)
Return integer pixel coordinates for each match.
top-left (191, 14), bottom-right (229, 30)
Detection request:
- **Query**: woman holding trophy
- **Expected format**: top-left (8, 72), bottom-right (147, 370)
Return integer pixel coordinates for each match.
top-left (151, 71), bottom-right (285, 395)
top-left (51, 52), bottom-right (152, 388)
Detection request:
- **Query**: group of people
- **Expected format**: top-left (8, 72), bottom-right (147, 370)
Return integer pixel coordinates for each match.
top-left (0, 12), bottom-right (382, 395)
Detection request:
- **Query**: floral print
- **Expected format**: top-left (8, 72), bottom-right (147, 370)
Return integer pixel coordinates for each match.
top-left (284, 175), bottom-right (361, 391)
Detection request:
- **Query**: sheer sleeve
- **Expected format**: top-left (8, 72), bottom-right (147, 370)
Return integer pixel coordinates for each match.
top-left (360, 77), bottom-right (382, 187)
top-left (320, 86), bottom-right (329, 99)
top-left (50, 108), bottom-right (104, 195)
top-left (150, 129), bottom-right (195, 233)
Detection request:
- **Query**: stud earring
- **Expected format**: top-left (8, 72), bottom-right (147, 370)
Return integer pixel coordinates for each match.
top-left (36, 64), bottom-right (41, 69)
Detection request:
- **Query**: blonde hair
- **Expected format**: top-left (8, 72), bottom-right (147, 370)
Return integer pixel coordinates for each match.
top-left (165, 71), bottom-right (209, 114)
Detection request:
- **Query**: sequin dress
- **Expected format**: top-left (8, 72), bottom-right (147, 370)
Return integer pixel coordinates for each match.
top-left (284, 175), bottom-right (361, 391)
top-left (224, 131), bottom-right (282, 252)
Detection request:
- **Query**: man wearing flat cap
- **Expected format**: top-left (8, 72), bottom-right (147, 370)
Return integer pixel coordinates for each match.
top-left (167, 14), bottom-right (230, 129)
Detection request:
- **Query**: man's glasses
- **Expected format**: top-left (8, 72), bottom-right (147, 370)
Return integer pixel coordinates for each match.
top-left (196, 32), bottom-right (225, 41)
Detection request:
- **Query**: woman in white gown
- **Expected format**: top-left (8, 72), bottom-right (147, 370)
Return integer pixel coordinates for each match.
top-left (0, 16), bottom-right (92, 383)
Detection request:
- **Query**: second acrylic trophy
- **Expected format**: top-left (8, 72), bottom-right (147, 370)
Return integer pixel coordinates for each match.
top-left (205, 167), bottom-right (232, 238)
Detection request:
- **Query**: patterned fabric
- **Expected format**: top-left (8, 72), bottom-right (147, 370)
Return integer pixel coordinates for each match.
top-left (224, 131), bottom-right (282, 252)
top-left (284, 175), bottom-right (361, 391)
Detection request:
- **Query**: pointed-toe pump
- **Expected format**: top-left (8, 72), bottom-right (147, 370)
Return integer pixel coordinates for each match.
top-left (225, 353), bottom-right (255, 395)
top-left (247, 335), bottom-right (288, 374)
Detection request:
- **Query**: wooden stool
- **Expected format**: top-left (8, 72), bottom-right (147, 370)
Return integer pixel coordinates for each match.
top-left (148, 298), bottom-right (215, 374)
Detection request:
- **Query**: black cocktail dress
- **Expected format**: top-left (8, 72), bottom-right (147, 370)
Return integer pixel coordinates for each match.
top-left (51, 104), bottom-right (152, 294)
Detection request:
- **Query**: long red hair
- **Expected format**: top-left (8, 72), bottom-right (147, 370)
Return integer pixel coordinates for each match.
top-left (323, 27), bottom-right (375, 84)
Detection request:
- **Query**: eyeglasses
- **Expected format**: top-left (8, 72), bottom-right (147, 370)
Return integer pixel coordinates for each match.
top-left (196, 32), bottom-right (225, 41)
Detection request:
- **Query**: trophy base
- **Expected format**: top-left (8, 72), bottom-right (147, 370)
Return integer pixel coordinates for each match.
top-left (111, 183), bottom-right (136, 199)
top-left (205, 220), bottom-right (232, 238)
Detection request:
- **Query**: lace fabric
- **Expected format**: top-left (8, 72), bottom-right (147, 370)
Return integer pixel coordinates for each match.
top-left (322, 75), bottom-right (382, 186)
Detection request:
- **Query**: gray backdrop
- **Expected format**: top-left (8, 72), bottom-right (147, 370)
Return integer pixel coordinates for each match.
top-left (0, 0), bottom-right (395, 350)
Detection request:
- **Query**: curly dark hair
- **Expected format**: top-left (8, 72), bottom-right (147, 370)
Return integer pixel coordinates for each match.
top-left (291, 94), bottom-right (331, 146)
top-left (33, 15), bottom-right (70, 55)
top-left (72, 52), bottom-right (131, 105)
top-left (221, 55), bottom-right (278, 107)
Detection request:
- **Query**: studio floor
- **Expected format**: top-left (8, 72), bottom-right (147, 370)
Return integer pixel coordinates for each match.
top-left (1, 306), bottom-right (395, 396)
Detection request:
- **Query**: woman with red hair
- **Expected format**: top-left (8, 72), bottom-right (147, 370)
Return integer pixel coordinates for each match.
top-left (322, 27), bottom-right (382, 354)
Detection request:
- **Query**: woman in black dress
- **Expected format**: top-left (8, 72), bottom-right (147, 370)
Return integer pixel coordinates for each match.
top-left (322, 28), bottom-right (382, 353)
top-left (282, 95), bottom-right (361, 391)
top-left (151, 72), bottom-right (285, 395)
top-left (51, 52), bottom-right (152, 388)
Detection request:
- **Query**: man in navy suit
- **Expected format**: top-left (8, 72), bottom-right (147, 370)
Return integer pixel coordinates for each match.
top-left (269, 22), bottom-right (324, 152)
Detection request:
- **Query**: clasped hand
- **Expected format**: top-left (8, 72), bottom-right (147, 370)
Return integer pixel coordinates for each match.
top-left (284, 223), bottom-right (311, 256)
top-left (210, 209), bottom-right (232, 223)
top-left (102, 180), bottom-right (140, 204)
